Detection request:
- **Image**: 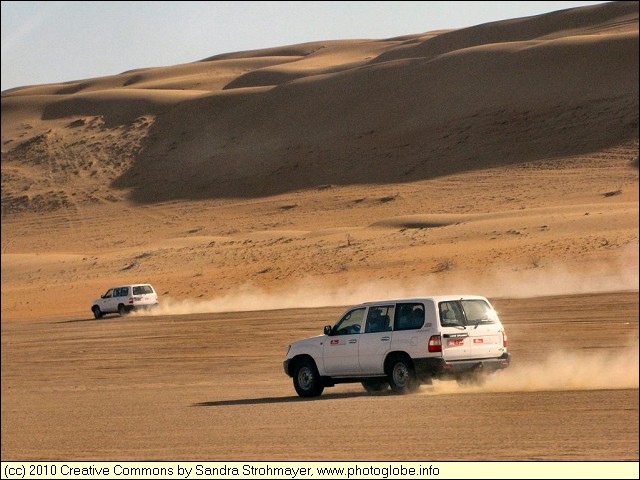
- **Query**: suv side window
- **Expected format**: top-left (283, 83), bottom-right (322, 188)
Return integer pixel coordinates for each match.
top-left (103, 289), bottom-right (114, 298)
top-left (332, 308), bottom-right (366, 335)
top-left (365, 305), bottom-right (394, 333)
top-left (395, 303), bottom-right (425, 330)
top-left (114, 287), bottom-right (128, 297)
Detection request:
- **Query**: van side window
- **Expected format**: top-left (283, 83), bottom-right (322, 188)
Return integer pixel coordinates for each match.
top-left (394, 303), bottom-right (425, 330)
top-left (133, 285), bottom-right (152, 295)
top-left (365, 305), bottom-right (394, 333)
top-left (333, 308), bottom-right (366, 335)
top-left (439, 301), bottom-right (465, 327)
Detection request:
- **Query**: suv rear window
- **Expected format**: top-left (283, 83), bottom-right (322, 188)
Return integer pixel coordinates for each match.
top-left (133, 285), bottom-right (154, 295)
top-left (394, 303), bottom-right (425, 330)
top-left (439, 299), bottom-right (496, 327)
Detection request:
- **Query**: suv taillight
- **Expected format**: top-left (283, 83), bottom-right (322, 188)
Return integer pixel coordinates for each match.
top-left (502, 330), bottom-right (508, 348)
top-left (428, 335), bottom-right (442, 353)
top-left (128, 297), bottom-right (134, 304)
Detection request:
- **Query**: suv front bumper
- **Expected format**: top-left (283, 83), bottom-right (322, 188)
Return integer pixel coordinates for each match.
top-left (283, 359), bottom-right (292, 377)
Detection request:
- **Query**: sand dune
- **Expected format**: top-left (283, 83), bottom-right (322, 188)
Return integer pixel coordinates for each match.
top-left (1, 2), bottom-right (638, 461)
top-left (2, 3), bottom-right (637, 203)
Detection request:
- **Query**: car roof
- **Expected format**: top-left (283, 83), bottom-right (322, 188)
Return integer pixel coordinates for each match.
top-left (355, 295), bottom-right (489, 307)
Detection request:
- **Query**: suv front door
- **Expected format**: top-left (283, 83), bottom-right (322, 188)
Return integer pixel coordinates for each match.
top-left (98, 288), bottom-right (116, 313)
top-left (323, 307), bottom-right (365, 376)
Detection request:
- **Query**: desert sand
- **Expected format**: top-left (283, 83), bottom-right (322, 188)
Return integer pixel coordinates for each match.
top-left (1, 1), bottom-right (638, 461)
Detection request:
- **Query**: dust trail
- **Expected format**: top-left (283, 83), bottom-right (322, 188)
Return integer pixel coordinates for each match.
top-left (133, 248), bottom-right (638, 316)
top-left (420, 345), bottom-right (639, 395)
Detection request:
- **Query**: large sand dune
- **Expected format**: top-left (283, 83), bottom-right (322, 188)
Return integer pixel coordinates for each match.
top-left (1, 1), bottom-right (638, 461)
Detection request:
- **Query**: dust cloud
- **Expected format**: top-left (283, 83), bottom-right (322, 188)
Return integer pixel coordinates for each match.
top-left (422, 344), bottom-right (639, 394)
top-left (135, 247), bottom-right (638, 316)
top-left (128, 251), bottom-right (639, 395)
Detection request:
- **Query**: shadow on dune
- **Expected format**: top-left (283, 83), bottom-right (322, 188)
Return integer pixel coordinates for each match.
top-left (114, 94), bottom-right (638, 203)
top-left (193, 391), bottom-right (383, 406)
top-left (108, 2), bottom-right (638, 202)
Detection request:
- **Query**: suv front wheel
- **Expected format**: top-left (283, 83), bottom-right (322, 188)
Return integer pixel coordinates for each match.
top-left (386, 356), bottom-right (419, 394)
top-left (293, 359), bottom-right (324, 397)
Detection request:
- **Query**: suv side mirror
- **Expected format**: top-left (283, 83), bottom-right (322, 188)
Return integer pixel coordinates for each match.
top-left (324, 325), bottom-right (332, 335)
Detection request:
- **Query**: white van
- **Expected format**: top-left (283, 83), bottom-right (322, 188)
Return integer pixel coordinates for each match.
top-left (283, 295), bottom-right (510, 397)
top-left (91, 284), bottom-right (158, 318)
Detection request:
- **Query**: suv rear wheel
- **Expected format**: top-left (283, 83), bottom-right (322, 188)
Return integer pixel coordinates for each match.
top-left (386, 356), bottom-right (419, 394)
top-left (293, 358), bottom-right (324, 397)
top-left (118, 304), bottom-right (129, 316)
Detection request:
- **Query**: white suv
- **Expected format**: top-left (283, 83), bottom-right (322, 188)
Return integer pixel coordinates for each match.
top-left (283, 295), bottom-right (510, 397)
top-left (91, 284), bottom-right (158, 318)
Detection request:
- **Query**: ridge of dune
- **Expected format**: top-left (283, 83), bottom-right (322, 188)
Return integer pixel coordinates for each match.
top-left (2, 1), bottom-right (636, 208)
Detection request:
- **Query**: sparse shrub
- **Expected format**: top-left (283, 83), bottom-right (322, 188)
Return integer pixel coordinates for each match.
top-left (433, 259), bottom-right (455, 273)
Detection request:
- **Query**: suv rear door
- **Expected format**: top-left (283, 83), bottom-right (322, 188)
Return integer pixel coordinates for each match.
top-left (132, 284), bottom-right (156, 306)
top-left (459, 299), bottom-right (504, 359)
top-left (438, 299), bottom-right (503, 361)
top-left (358, 304), bottom-right (394, 374)
top-left (439, 300), bottom-right (472, 361)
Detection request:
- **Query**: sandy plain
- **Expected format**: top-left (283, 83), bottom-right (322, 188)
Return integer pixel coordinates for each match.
top-left (1, 293), bottom-right (638, 461)
top-left (1, 1), bottom-right (638, 463)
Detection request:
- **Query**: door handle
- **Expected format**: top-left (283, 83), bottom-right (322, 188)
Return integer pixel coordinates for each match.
top-left (349, 339), bottom-right (357, 344)
top-left (381, 336), bottom-right (390, 341)
top-left (443, 333), bottom-right (469, 338)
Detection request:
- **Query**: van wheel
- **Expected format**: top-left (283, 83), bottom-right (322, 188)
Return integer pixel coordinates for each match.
top-left (362, 379), bottom-right (389, 394)
top-left (386, 356), bottom-right (418, 394)
top-left (92, 306), bottom-right (103, 319)
top-left (118, 304), bottom-right (129, 316)
top-left (293, 359), bottom-right (324, 397)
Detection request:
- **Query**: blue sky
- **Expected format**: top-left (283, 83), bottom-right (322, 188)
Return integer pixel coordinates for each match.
top-left (1, 1), bottom-right (608, 92)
